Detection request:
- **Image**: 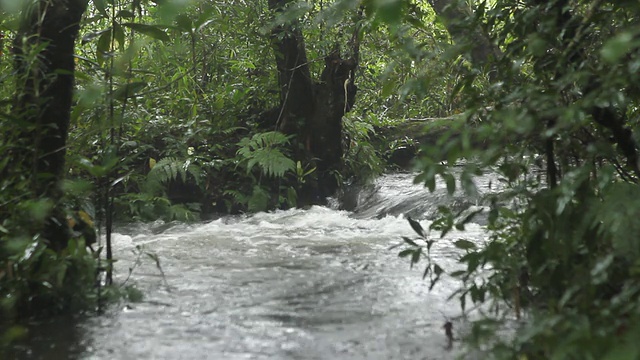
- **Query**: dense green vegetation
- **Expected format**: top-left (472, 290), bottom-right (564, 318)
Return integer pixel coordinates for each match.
top-left (0, 0), bottom-right (454, 332)
top-left (2, 0), bottom-right (640, 358)
top-left (395, 0), bottom-right (640, 358)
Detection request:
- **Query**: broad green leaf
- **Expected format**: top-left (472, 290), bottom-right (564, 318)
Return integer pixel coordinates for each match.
top-left (527, 33), bottom-right (548, 56)
top-left (93, 0), bottom-right (108, 17)
top-left (603, 344), bottom-right (640, 360)
top-left (449, 270), bottom-right (466, 278)
top-left (81, 29), bottom-right (110, 44)
top-left (410, 247), bottom-right (422, 267)
top-left (598, 183), bottom-right (640, 259)
top-left (112, 81), bottom-right (147, 101)
top-left (113, 21), bottom-right (125, 51)
top-left (442, 173), bottom-right (456, 195)
top-left (398, 249), bottom-right (413, 258)
top-left (402, 236), bottom-right (418, 246)
top-left (453, 239), bottom-right (476, 251)
top-left (601, 31), bottom-right (637, 64)
top-left (175, 14), bottom-right (193, 32)
top-left (432, 263), bottom-right (443, 276)
top-left (372, 0), bottom-right (405, 26)
top-left (96, 30), bottom-right (112, 66)
top-left (25, 199), bottom-right (53, 223)
top-left (121, 23), bottom-right (170, 42)
top-left (407, 217), bottom-right (427, 238)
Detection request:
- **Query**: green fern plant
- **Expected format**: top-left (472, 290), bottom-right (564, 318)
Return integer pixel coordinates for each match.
top-left (145, 157), bottom-right (203, 195)
top-left (236, 131), bottom-right (296, 179)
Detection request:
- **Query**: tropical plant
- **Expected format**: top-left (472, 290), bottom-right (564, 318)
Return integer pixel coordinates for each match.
top-left (236, 131), bottom-right (296, 179)
top-left (223, 131), bottom-right (298, 212)
top-left (145, 157), bottom-right (203, 193)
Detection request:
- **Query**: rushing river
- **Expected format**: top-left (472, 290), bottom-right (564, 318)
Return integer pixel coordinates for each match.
top-left (10, 171), bottom-right (501, 360)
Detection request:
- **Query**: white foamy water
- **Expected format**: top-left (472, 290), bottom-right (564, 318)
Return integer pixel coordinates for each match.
top-left (10, 172), bottom-right (498, 360)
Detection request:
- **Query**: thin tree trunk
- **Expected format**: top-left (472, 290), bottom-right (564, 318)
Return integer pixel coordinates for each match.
top-left (12, 1), bottom-right (88, 250)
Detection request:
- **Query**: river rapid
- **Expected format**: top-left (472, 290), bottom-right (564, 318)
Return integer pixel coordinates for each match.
top-left (10, 171), bottom-right (500, 360)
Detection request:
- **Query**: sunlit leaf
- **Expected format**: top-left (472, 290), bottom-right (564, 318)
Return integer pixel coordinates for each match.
top-left (96, 30), bottom-right (112, 65)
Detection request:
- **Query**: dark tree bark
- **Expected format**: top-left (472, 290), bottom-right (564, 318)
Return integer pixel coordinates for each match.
top-left (12, 1), bottom-right (88, 250)
top-left (307, 48), bottom-right (357, 199)
top-left (268, 0), bottom-right (316, 135)
top-left (268, 0), bottom-right (359, 204)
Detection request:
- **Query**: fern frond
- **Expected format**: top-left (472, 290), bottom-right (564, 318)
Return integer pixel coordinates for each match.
top-left (182, 158), bottom-right (204, 186)
top-left (222, 126), bottom-right (247, 135)
top-left (236, 131), bottom-right (295, 179)
top-left (252, 131), bottom-right (291, 148)
top-left (145, 157), bottom-right (203, 194)
top-left (248, 185), bottom-right (269, 212)
top-left (223, 189), bottom-right (248, 205)
top-left (252, 149), bottom-right (295, 178)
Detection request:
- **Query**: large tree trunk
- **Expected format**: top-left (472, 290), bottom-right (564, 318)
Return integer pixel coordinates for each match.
top-left (12, 1), bottom-right (87, 250)
top-left (268, 0), bottom-right (316, 136)
top-left (268, 0), bottom-right (359, 204)
top-left (307, 48), bottom-right (357, 199)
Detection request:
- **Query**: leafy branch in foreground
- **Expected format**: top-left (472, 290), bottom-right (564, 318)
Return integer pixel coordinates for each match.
top-left (392, 216), bottom-right (443, 291)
